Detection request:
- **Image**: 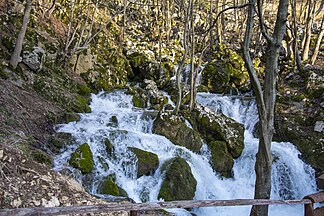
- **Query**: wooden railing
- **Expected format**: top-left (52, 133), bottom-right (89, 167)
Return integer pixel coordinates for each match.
top-left (0, 192), bottom-right (323, 216)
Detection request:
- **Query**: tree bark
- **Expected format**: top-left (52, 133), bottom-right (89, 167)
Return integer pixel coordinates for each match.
top-left (189, 0), bottom-right (195, 111)
top-left (175, 0), bottom-right (190, 114)
top-left (241, 0), bottom-right (288, 215)
top-left (302, 0), bottom-right (316, 61)
top-left (10, 0), bottom-right (33, 69)
top-left (311, 15), bottom-right (324, 65)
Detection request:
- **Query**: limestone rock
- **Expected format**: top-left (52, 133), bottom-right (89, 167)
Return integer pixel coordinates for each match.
top-left (22, 47), bottom-right (45, 72)
top-left (153, 111), bottom-right (202, 152)
top-left (158, 157), bottom-right (196, 201)
top-left (314, 121), bottom-right (324, 133)
top-left (129, 147), bottom-right (159, 178)
top-left (187, 105), bottom-right (244, 159)
top-left (69, 143), bottom-right (94, 174)
top-left (209, 141), bottom-right (234, 177)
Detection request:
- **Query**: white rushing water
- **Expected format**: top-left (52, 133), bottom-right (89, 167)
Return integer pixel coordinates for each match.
top-left (53, 90), bottom-right (317, 216)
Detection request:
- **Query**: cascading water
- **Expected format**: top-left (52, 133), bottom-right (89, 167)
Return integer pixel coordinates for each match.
top-left (53, 90), bottom-right (317, 216)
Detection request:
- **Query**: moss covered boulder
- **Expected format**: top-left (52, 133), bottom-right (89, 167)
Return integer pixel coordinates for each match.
top-left (98, 175), bottom-right (128, 197)
top-left (129, 147), bottom-right (159, 178)
top-left (69, 143), bottom-right (94, 174)
top-left (187, 105), bottom-right (244, 159)
top-left (201, 61), bottom-right (231, 93)
top-left (158, 157), bottom-right (197, 201)
top-left (153, 111), bottom-right (202, 152)
top-left (209, 141), bottom-right (234, 177)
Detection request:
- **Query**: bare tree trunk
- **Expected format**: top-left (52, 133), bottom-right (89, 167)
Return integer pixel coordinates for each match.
top-left (291, 0), bottom-right (303, 71)
top-left (189, 0), bottom-right (195, 111)
top-left (10, 0), bottom-right (33, 69)
top-left (302, 0), bottom-right (316, 61)
top-left (241, 0), bottom-right (288, 215)
top-left (175, 0), bottom-right (190, 114)
top-left (311, 15), bottom-right (324, 64)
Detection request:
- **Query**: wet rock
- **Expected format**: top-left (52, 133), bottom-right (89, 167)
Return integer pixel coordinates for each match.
top-left (186, 105), bottom-right (244, 159)
top-left (98, 175), bottom-right (128, 197)
top-left (209, 141), bottom-right (234, 177)
top-left (69, 143), bottom-right (94, 174)
top-left (104, 138), bottom-right (114, 156)
top-left (158, 157), bottom-right (196, 201)
top-left (153, 111), bottom-right (202, 152)
top-left (129, 147), bottom-right (159, 178)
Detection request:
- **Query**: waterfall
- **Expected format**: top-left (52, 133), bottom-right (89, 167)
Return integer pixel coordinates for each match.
top-left (53, 90), bottom-right (317, 216)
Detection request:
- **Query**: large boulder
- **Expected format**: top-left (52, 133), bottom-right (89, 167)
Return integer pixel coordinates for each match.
top-left (153, 111), bottom-right (202, 152)
top-left (187, 105), bottom-right (244, 159)
top-left (201, 61), bottom-right (230, 93)
top-left (69, 143), bottom-right (94, 174)
top-left (158, 157), bottom-right (197, 201)
top-left (126, 51), bottom-right (171, 88)
top-left (209, 141), bottom-right (234, 178)
top-left (98, 175), bottom-right (128, 197)
top-left (129, 147), bottom-right (159, 178)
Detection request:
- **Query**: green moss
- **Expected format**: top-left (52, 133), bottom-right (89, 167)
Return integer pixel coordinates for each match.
top-left (132, 95), bottom-right (146, 108)
top-left (69, 143), bottom-right (94, 174)
top-left (77, 83), bottom-right (91, 96)
top-left (158, 157), bottom-right (197, 201)
top-left (73, 95), bottom-right (91, 113)
top-left (99, 176), bottom-right (119, 196)
top-left (65, 113), bottom-right (81, 123)
top-left (129, 147), bottom-right (159, 178)
top-left (208, 141), bottom-right (234, 178)
top-left (197, 85), bottom-right (209, 92)
top-left (0, 68), bottom-right (9, 79)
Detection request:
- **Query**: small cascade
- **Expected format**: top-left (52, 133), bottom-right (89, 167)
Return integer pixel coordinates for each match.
top-left (53, 90), bottom-right (317, 216)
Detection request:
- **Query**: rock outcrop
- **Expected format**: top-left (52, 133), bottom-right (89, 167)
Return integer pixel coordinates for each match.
top-left (153, 111), bottom-right (202, 152)
top-left (158, 157), bottom-right (197, 201)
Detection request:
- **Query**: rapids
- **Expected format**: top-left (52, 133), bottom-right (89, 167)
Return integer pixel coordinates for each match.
top-left (53, 90), bottom-right (317, 216)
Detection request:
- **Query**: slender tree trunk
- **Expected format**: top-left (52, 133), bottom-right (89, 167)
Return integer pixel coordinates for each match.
top-left (291, 0), bottom-right (302, 71)
top-left (189, 0), bottom-right (195, 111)
top-left (302, 0), bottom-right (316, 61)
top-left (311, 16), bottom-right (324, 64)
top-left (175, 0), bottom-right (190, 114)
top-left (241, 0), bottom-right (288, 215)
top-left (10, 0), bottom-right (33, 69)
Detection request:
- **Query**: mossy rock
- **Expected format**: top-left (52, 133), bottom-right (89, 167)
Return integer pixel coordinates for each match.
top-left (99, 175), bottom-right (128, 197)
top-left (158, 157), bottom-right (197, 201)
top-left (98, 176), bottom-right (119, 196)
top-left (72, 95), bottom-right (91, 113)
top-left (50, 132), bottom-right (74, 151)
top-left (153, 111), bottom-right (202, 152)
top-left (187, 106), bottom-right (244, 159)
top-left (77, 83), bottom-right (91, 96)
top-left (104, 138), bottom-right (114, 156)
top-left (129, 147), bottom-right (159, 178)
top-left (197, 85), bottom-right (209, 92)
top-left (64, 113), bottom-right (81, 123)
top-left (208, 141), bottom-right (234, 178)
top-left (132, 94), bottom-right (147, 108)
top-left (201, 61), bottom-right (230, 93)
top-left (69, 143), bottom-right (94, 174)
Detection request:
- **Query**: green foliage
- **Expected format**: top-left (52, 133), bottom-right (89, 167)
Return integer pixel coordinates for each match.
top-left (69, 143), bottom-right (94, 174)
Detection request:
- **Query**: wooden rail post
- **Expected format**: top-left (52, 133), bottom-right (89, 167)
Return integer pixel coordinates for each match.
top-left (304, 192), bottom-right (324, 216)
